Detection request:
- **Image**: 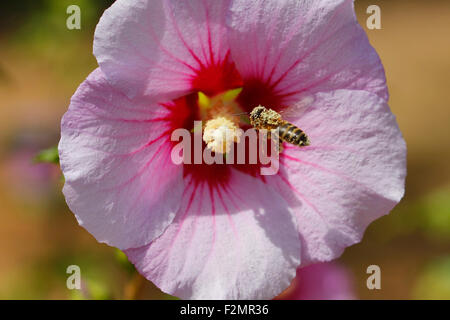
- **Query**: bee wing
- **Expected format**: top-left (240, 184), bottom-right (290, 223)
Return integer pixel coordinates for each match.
top-left (279, 94), bottom-right (315, 121)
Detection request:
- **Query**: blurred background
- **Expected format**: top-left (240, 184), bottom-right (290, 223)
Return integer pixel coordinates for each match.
top-left (0, 0), bottom-right (449, 299)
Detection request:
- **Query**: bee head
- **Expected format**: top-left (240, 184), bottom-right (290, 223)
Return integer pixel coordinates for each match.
top-left (249, 106), bottom-right (281, 129)
top-left (250, 106), bottom-right (267, 121)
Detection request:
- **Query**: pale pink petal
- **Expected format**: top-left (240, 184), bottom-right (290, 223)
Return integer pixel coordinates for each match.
top-left (59, 69), bottom-right (184, 250)
top-left (270, 90), bottom-right (406, 265)
top-left (278, 263), bottom-right (355, 300)
top-left (227, 0), bottom-right (388, 103)
top-left (94, 0), bottom-right (232, 100)
top-left (125, 170), bottom-right (301, 299)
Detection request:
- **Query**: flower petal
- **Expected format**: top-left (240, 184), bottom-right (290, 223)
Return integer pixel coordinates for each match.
top-left (277, 263), bottom-right (355, 300)
top-left (94, 0), bottom-right (232, 100)
top-left (271, 89), bottom-right (406, 265)
top-left (125, 170), bottom-right (301, 299)
top-left (228, 0), bottom-right (388, 103)
top-left (59, 69), bottom-right (184, 250)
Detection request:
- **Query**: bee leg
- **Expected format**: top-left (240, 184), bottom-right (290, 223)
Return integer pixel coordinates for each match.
top-left (270, 131), bottom-right (283, 153)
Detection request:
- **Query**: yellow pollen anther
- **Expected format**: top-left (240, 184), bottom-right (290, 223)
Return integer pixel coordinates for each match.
top-left (203, 117), bottom-right (242, 154)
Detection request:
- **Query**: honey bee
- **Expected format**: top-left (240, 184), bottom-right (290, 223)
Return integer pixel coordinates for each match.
top-left (249, 105), bottom-right (310, 147)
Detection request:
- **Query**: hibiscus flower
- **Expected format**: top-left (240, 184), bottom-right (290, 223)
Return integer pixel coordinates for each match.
top-left (59, 0), bottom-right (406, 299)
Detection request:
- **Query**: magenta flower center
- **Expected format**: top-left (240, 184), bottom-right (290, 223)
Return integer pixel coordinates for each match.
top-left (162, 52), bottom-right (284, 187)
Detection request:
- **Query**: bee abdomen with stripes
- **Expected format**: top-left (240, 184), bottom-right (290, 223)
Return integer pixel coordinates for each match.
top-left (277, 121), bottom-right (310, 147)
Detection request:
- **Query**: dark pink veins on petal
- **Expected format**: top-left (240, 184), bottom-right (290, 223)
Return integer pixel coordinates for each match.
top-left (162, 53), bottom-right (288, 189)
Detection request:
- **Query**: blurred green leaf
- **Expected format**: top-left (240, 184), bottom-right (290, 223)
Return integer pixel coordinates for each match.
top-left (87, 278), bottom-right (111, 300)
top-left (413, 256), bottom-right (450, 299)
top-left (34, 146), bottom-right (59, 164)
top-left (376, 187), bottom-right (450, 243)
top-left (422, 189), bottom-right (450, 239)
top-left (115, 249), bottom-right (136, 275)
top-left (69, 288), bottom-right (86, 300)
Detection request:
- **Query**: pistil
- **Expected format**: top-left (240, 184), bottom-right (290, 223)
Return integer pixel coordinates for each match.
top-left (197, 89), bottom-right (244, 154)
top-left (203, 117), bottom-right (242, 154)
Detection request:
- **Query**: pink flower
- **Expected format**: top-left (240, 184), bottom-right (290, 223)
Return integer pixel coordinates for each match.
top-left (59, 0), bottom-right (406, 299)
top-left (4, 149), bottom-right (58, 201)
top-left (275, 263), bottom-right (355, 300)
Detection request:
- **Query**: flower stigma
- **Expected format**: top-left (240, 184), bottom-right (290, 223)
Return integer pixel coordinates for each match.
top-left (203, 117), bottom-right (241, 154)
top-left (198, 89), bottom-right (244, 154)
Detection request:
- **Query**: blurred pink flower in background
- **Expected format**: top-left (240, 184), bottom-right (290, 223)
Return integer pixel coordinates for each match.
top-left (276, 263), bottom-right (355, 300)
top-left (2, 134), bottom-right (60, 203)
top-left (59, 0), bottom-right (406, 299)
